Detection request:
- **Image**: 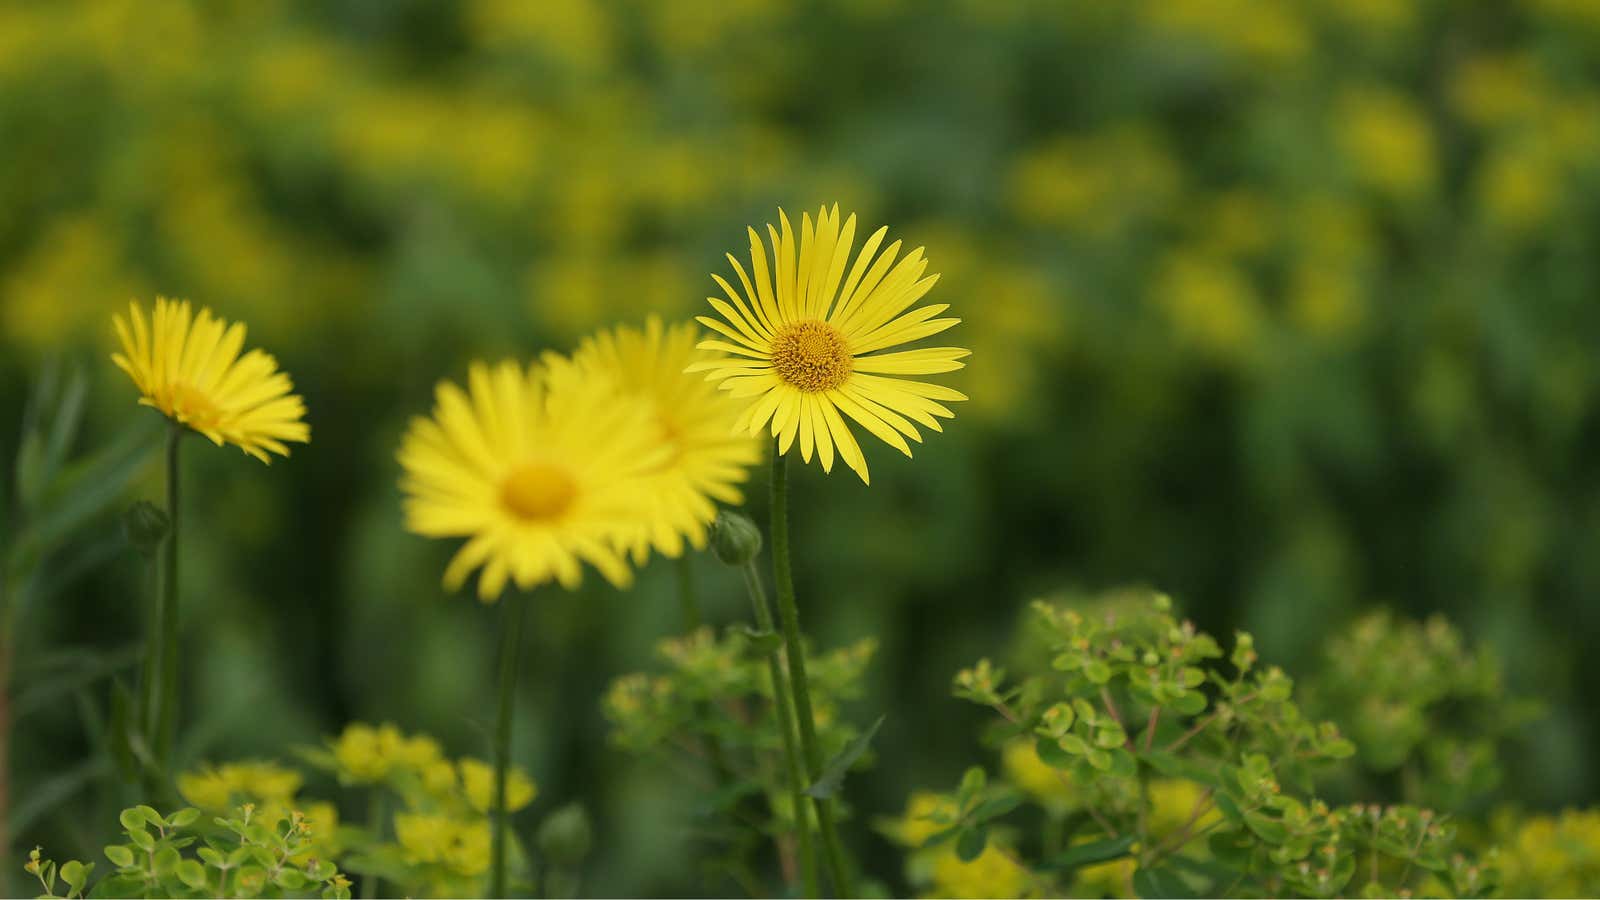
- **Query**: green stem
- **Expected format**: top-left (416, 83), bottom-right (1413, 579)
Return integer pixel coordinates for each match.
top-left (675, 554), bottom-right (701, 630)
top-left (492, 596), bottom-right (528, 900)
top-left (741, 560), bottom-right (819, 898)
top-left (361, 789), bottom-right (387, 899)
top-left (137, 546), bottom-right (160, 765)
top-left (768, 445), bottom-right (853, 898)
top-left (153, 424), bottom-right (182, 771)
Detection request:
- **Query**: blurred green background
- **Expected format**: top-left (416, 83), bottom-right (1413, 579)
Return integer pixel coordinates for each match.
top-left (5, 0), bottom-right (1600, 895)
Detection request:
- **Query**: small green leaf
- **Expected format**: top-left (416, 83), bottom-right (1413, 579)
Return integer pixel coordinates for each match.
top-left (1085, 748), bottom-right (1113, 771)
top-left (1040, 834), bottom-right (1137, 872)
top-left (1035, 736), bottom-right (1075, 768)
top-left (153, 846), bottom-right (181, 877)
top-left (117, 808), bottom-right (147, 834)
top-left (1243, 811), bottom-right (1287, 844)
top-left (1134, 864), bottom-right (1195, 898)
top-left (1084, 660), bottom-right (1113, 684)
top-left (196, 848), bottom-right (226, 867)
top-left (103, 845), bottom-right (135, 868)
top-left (176, 860), bottom-right (207, 889)
top-left (806, 715), bottom-right (885, 799)
top-left (126, 828), bottom-right (155, 851)
top-left (167, 808), bottom-right (202, 828)
top-left (955, 825), bottom-right (988, 863)
top-left (968, 791), bottom-right (1023, 824)
top-left (1171, 690), bottom-right (1208, 716)
top-left (60, 860), bottom-right (86, 896)
top-left (275, 869), bottom-right (309, 890)
top-left (134, 805), bottom-right (166, 829)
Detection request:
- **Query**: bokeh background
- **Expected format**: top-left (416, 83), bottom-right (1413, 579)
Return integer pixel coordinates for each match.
top-left (5, 0), bottom-right (1600, 895)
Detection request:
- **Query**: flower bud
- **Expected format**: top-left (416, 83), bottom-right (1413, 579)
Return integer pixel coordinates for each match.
top-left (124, 501), bottom-right (170, 556)
top-left (537, 803), bottom-right (593, 868)
top-left (710, 510), bottom-right (762, 566)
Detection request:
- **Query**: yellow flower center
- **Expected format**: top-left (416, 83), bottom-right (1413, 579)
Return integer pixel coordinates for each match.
top-left (168, 382), bottom-right (222, 430)
top-left (500, 463), bottom-right (577, 521)
top-left (770, 320), bottom-right (852, 392)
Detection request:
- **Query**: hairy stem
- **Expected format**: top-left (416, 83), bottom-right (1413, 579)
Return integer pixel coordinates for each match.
top-left (741, 559), bottom-right (819, 898)
top-left (492, 596), bottom-right (528, 899)
top-left (769, 447), bottom-right (853, 897)
top-left (153, 424), bottom-right (182, 771)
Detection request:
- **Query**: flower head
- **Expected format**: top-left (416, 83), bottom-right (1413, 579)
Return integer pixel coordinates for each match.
top-left (572, 317), bottom-right (759, 562)
top-left (111, 298), bottom-right (309, 462)
top-left (689, 205), bottom-right (969, 484)
top-left (398, 357), bottom-right (666, 600)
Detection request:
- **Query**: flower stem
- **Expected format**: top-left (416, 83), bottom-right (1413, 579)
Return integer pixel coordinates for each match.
top-left (768, 445), bottom-right (853, 898)
top-left (492, 595), bottom-right (528, 900)
top-left (739, 559), bottom-right (819, 898)
top-left (153, 423), bottom-right (182, 771)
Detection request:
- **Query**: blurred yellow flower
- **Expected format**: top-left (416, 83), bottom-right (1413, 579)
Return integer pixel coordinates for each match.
top-left (397, 357), bottom-right (667, 599)
top-left (459, 757), bottom-right (538, 814)
top-left (1151, 251), bottom-right (1263, 361)
top-left (574, 317), bottom-right (760, 561)
top-left (928, 844), bottom-right (1031, 899)
top-left (1337, 87), bottom-right (1437, 200)
top-left (1496, 807), bottom-right (1600, 898)
top-left (177, 760), bottom-right (303, 811)
top-left (331, 722), bottom-right (402, 783)
top-left (111, 298), bottom-right (310, 463)
top-left (690, 205), bottom-right (969, 484)
top-left (395, 812), bottom-right (495, 877)
top-left (883, 791), bottom-right (960, 848)
top-left (1001, 740), bottom-right (1076, 813)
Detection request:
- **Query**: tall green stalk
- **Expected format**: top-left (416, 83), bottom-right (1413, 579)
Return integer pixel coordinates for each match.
top-left (739, 558), bottom-right (820, 897)
top-left (768, 446), bottom-right (854, 897)
top-left (361, 789), bottom-right (387, 900)
top-left (153, 423), bottom-right (182, 770)
top-left (492, 595), bottom-right (528, 900)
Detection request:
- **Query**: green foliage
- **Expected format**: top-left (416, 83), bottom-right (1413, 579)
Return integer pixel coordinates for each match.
top-left (603, 626), bottom-right (876, 884)
top-left (894, 589), bottom-right (1499, 898)
top-left (26, 805), bottom-right (348, 900)
top-left (1306, 612), bottom-right (1538, 810)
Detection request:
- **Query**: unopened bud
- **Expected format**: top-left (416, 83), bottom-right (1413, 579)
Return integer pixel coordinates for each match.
top-left (710, 510), bottom-right (762, 566)
top-left (124, 501), bottom-right (169, 556)
top-left (538, 803), bottom-right (593, 868)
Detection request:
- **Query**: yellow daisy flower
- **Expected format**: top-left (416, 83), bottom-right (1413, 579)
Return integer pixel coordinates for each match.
top-left (397, 357), bottom-right (667, 600)
top-left (688, 205), bottom-right (969, 484)
top-left (573, 317), bottom-right (760, 562)
top-left (111, 297), bottom-right (310, 462)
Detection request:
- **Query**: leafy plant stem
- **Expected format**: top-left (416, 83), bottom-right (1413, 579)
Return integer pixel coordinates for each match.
top-left (768, 445), bottom-right (853, 898)
top-left (492, 595), bottom-right (528, 900)
top-left (153, 423), bottom-right (182, 774)
top-left (740, 558), bottom-right (819, 898)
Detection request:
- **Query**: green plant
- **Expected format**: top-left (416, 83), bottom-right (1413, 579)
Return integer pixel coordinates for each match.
top-left (888, 589), bottom-right (1498, 898)
top-left (26, 804), bottom-right (348, 899)
top-left (604, 624), bottom-right (877, 895)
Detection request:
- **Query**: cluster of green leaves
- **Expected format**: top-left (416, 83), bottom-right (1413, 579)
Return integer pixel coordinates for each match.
top-left (1306, 612), bottom-right (1537, 810)
top-left (919, 589), bottom-right (1497, 898)
top-left (603, 626), bottom-right (876, 890)
top-left (25, 805), bottom-right (348, 900)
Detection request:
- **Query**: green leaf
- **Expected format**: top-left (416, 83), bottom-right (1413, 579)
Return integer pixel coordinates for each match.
top-left (15, 647), bottom-right (142, 722)
top-left (1040, 834), bottom-right (1137, 872)
top-left (12, 759), bottom-right (108, 835)
top-left (118, 808), bottom-right (148, 834)
top-left (805, 715), bottom-right (885, 799)
top-left (60, 860), bottom-right (88, 896)
top-left (1036, 736), bottom-right (1075, 768)
top-left (955, 825), bottom-right (988, 862)
top-left (103, 846), bottom-right (136, 869)
top-left (1084, 660), bottom-right (1113, 684)
top-left (176, 860), bottom-right (207, 889)
top-left (968, 790), bottom-right (1023, 824)
top-left (167, 808), bottom-right (202, 828)
top-left (134, 805), bottom-right (166, 828)
top-left (1133, 864), bottom-right (1194, 898)
top-left (275, 869), bottom-right (309, 890)
top-left (126, 828), bottom-right (155, 851)
top-left (1170, 691), bottom-right (1208, 716)
top-left (1243, 812), bottom-right (1287, 844)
